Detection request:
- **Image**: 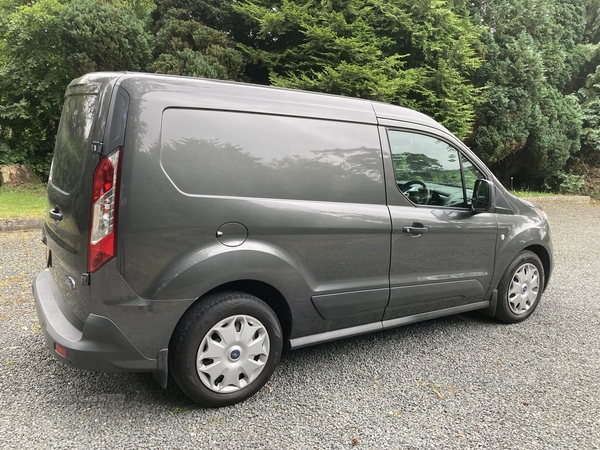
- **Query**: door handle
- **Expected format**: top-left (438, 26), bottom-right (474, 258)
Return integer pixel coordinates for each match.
top-left (49, 207), bottom-right (63, 223)
top-left (402, 223), bottom-right (428, 236)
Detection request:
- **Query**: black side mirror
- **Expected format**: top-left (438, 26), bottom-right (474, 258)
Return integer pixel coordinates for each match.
top-left (471, 179), bottom-right (495, 213)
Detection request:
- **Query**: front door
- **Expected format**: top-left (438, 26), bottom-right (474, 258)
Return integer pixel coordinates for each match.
top-left (380, 127), bottom-right (499, 320)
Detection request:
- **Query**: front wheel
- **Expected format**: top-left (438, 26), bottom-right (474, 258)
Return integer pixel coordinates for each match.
top-left (495, 251), bottom-right (545, 323)
top-left (170, 292), bottom-right (282, 407)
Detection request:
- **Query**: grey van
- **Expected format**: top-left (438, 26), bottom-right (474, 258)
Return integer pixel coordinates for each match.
top-left (33, 72), bottom-right (553, 407)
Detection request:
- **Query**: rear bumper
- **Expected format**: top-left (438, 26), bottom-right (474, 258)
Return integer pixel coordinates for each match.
top-left (33, 269), bottom-right (168, 385)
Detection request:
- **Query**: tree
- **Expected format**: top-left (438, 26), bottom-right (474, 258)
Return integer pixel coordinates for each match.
top-left (0, 0), bottom-right (69, 175)
top-left (585, 0), bottom-right (600, 43)
top-left (235, 0), bottom-right (483, 139)
top-left (0, 0), bottom-right (154, 177)
top-left (467, 0), bottom-right (585, 186)
top-left (60, 0), bottom-right (154, 77)
top-left (152, 17), bottom-right (244, 79)
top-left (574, 65), bottom-right (600, 161)
top-left (571, 1), bottom-right (600, 162)
top-left (150, 0), bottom-right (245, 80)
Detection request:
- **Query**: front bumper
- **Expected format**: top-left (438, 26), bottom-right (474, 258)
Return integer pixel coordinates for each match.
top-left (32, 269), bottom-right (168, 385)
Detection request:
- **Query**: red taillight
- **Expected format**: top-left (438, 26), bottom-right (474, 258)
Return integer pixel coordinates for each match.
top-left (88, 149), bottom-right (122, 273)
top-left (92, 158), bottom-right (115, 204)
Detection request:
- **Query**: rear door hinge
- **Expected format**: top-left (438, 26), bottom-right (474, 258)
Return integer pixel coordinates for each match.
top-left (81, 273), bottom-right (91, 286)
top-left (91, 141), bottom-right (103, 154)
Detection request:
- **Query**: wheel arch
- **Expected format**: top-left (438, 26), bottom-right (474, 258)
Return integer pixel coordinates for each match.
top-left (493, 217), bottom-right (553, 295)
top-left (522, 244), bottom-right (552, 290)
top-left (169, 280), bottom-right (293, 353)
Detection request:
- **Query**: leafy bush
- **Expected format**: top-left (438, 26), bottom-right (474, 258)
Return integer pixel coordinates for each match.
top-left (0, 0), bottom-right (153, 179)
top-left (545, 172), bottom-right (586, 194)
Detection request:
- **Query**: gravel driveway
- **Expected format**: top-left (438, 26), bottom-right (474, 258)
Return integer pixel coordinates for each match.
top-left (1, 203), bottom-right (599, 449)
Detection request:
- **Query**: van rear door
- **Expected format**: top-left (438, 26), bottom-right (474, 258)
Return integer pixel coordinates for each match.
top-left (44, 75), bottom-right (117, 327)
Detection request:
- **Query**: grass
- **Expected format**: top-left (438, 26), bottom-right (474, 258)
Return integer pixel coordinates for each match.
top-left (512, 191), bottom-right (566, 198)
top-left (0, 184), bottom-right (582, 221)
top-left (0, 184), bottom-right (46, 219)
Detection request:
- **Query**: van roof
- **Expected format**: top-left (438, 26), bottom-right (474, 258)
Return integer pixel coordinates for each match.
top-left (69, 72), bottom-right (446, 131)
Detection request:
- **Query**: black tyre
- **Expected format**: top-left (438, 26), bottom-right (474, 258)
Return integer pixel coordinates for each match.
top-left (170, 292), bottom-right (282, 407)
top-left (495, 250), bottom-right (545, 323)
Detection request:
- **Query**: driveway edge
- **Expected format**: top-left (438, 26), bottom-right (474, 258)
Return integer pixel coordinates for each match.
top-left (519, 195), bottom-right (592, 204)
top-left (0, 218), bottom-right (43, 232)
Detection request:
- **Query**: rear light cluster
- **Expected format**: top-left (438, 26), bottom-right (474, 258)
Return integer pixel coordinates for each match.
top-left (88, 148), bottom-right (122, 273)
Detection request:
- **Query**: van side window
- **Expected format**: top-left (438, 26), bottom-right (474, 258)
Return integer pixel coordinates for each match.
top-left (461, 154), bottom-right (485, 193)
top-left (160, 110), bottom-right (385, 205)
top-left (388, 130), bottom-right (483, 208)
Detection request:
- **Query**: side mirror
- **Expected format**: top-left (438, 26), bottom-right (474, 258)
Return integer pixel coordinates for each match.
top-left (471, 179), bottom-right (495, 213)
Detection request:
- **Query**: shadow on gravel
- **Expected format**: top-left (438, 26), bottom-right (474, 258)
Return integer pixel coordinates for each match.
top-left (31, 311), bottom-right (513, 410)
top-left (280, 310), bottom-right (498, 365)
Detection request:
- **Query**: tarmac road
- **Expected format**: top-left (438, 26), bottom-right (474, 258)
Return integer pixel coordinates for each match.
top-left (0, 202), bottom-right (599, 449)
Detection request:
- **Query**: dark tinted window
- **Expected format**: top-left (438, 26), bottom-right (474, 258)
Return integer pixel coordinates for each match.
top-left (160, 109), bottom-right (385, 204)
top-left (50, 94), bottom-right (98, 194)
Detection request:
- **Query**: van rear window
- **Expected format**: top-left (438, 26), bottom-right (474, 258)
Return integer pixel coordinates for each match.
top-left (160, 109), bottom-right (384, 205)
top-left (49, 94), bottom-right (98, 194)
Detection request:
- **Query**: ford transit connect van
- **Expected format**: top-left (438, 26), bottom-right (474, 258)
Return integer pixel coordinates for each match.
top-left (33, 72), bottom-right (553, 407)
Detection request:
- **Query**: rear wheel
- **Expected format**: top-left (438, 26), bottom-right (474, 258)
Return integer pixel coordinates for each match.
top-left (495, 251), bottom-right (545, 323)
top-left (170, 292), bottom-right (282, 407)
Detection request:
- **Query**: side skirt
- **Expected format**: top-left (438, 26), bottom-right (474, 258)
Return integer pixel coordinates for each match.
top-left (289, 300), bottom-right (490, 350)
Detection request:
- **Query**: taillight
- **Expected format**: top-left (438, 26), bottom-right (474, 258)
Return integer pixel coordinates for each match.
top-left (88, 148), bottom-right (122, 273)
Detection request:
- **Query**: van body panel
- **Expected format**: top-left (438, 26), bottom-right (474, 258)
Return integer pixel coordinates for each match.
top-left (377, 125), bottom-right (499, 320)
top-left (113, 80), bottom-right (392, 339)
top-left (311, 288), bottom-right (390, 320)
top-left (44, 74), bottom-right (119, 325)
top-left (387, 280), bottom-right (485, 315)
top-left (102, 86), bottom-right (130, 156)
top-left (383, 205), bottom-right (498, 319)
top-left (141, 199), bottom-right (393, 298)
top-left (34, 268), bottom-right (161, 370)
top-left (118, 193), bottom-right (392, 337)
top-left (491, 208), bottom-right (554, 291)
top-left (33, 73), bottom-right (554, 403)
top-left (87, 259), bottom-right (195, 357)
top-left (116, 74), bottom-right (380, 125)
top-left (373, 102), bottom-right (444, 130)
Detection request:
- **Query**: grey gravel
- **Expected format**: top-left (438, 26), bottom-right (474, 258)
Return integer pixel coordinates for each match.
top-left (1, 203), bottom-right (599, 449)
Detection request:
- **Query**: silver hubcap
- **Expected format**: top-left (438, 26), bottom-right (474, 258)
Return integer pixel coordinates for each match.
top-left (507, 263), bottom-right (540, 315)
top-left (196, 315), bottom-right (270, 393)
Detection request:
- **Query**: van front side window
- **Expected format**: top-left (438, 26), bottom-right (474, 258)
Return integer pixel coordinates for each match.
top-left (387, 130), bottom-right (481, 208)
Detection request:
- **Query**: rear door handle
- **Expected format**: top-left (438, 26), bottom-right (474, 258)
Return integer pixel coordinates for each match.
top-left (49, 207), bottom-right (63, 223)
top-left (402, 223), bottom-right (428, 236)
